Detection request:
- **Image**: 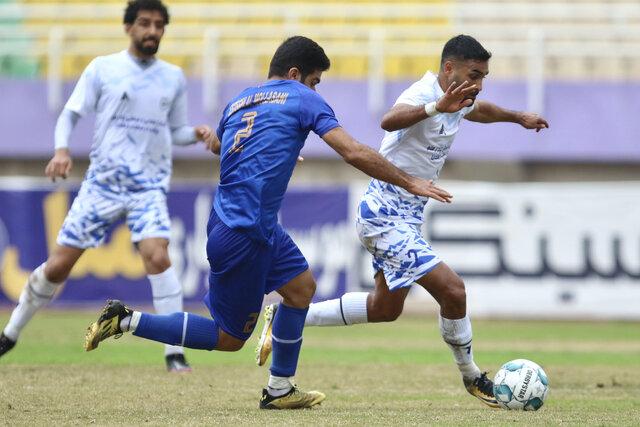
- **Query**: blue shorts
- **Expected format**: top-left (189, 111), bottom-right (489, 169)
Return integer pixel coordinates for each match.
top-left (203, 209), bottom-right (309, 341)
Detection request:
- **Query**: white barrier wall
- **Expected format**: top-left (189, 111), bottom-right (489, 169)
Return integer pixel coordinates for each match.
top-left (0, 179), bottom-right (637, 319)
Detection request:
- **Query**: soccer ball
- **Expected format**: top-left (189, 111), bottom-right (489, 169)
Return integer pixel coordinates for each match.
top-left (493, 359), bottom-right (549, 410)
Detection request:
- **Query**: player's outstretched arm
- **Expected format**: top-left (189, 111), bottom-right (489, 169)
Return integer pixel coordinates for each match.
top-left (381, 81), bottom-right (478, 132)
top-left (465, 100), bottom-right (549, 132)
top-left (322, 127), bottom-right (452, 203)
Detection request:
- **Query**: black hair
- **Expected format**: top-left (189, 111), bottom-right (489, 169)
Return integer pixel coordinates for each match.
top-left (123, 0), bottom-right (169, 25)
top-left (440, 35), bottom-right (491, 67)
top-left (268, 36), bottom-right (331, 79)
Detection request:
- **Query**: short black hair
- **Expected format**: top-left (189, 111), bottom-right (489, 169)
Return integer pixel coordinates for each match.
top-left (123, 0), bottom-right (169, 25)
top-left (440, 35), bottom-right (491, 67)
top-left (268, 36), bottom-right (331, 80)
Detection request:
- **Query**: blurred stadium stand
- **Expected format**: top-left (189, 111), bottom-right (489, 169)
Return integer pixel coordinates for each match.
top-left (0, 1), bottom-right (639, 182)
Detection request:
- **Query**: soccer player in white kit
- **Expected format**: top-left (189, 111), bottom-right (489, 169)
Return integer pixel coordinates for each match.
top-left (256, 35), bottom-right (549, 406)
top-left (0, 0), bottom-right (215, 372)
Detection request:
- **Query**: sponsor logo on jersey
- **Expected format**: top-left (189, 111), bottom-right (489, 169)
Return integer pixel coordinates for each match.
top-left (160, 96), bottom-right (171, 110)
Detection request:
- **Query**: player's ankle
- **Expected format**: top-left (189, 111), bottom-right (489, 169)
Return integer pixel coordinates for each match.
top-left (267, 375), bottom-right (294, 396)
top-left (119, 311), bottom-right (141, 332)
top-left (458, 362), bottom-right (481, 380)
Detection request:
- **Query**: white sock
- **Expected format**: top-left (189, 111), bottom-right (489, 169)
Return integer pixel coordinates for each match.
top-left (148, 266), bottom-right (184, 356)
top-left (439, 314), bottom-right (481, 380)
top-left (305, 292), bottom-right (369, 326)
top-left (119, 311), bottom-right (141, 333)
top-left (3, 263), bottom-right (62, 341)
top-left (267, 375), bottom-right (294, 396)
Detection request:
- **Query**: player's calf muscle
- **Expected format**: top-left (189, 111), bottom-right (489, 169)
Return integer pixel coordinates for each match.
top-left (44, 253), bottom-right (81, 282)
top-left (367, 296), bottom-right (404, 322)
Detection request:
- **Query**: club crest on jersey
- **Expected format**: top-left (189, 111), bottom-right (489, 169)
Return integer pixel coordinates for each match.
top-left (159, 96), bottom-right (171, 110)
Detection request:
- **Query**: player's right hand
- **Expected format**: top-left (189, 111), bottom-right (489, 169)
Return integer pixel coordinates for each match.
top-left (406, 177), bottom-right (452, 203)
top-left (435, 81), bottom-right (478, 113)
top-left (45, 148), bottom-right (73, 182)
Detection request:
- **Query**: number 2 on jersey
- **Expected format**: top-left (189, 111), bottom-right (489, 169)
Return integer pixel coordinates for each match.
top-left (229, 111), bottom-right (258, 154)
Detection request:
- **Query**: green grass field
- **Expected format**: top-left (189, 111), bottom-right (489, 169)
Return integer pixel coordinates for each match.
top-left (1, 309), bottom-right (639, 425)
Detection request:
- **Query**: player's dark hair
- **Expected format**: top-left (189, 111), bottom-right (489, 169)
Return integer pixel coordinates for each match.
top-left (268, 36), bottom-right (331, 80)
top-left (123, 0), bottom-right (169, 25)
top-left (440, 35), bottom-right (491, 67)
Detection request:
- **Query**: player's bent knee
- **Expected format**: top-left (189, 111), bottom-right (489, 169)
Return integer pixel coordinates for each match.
top-left (447, 278), bottom-right (467, 305)
top-left (300, 280), bottom-right (316, 302)
top-left (283, 281), bottom-right (316, 308)
top-left (216, 330), bottom-right (246, 352)
top-left (143, 250), bottom-right (171, 273)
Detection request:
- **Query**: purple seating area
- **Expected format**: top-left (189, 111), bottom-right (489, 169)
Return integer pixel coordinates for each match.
top-left (1, 78), bottom-right (638, 161)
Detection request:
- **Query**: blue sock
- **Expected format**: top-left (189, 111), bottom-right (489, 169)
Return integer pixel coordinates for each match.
top-left (133, 312), bottom-right (219, 350)
top-left (270, 304), bottom-right (308, 378)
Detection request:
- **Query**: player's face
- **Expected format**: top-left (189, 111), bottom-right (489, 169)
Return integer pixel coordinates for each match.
top-left (285, 68), bottom-right (323, 91)
top-left (301, 70), bottom-right (323, 91)
top-left (126, 10), bottom-right (165, 57)
top-left (443, 59), bottom-right (489, 103)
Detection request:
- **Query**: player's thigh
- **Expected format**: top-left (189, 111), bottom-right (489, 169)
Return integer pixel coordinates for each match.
top-left (372, 271), bottom-right (410, 306)
top-left (125, 189), bottom-right (171, 243)
top-left (204, 216), bottom-right (270, 341)
top-left (367, 271), bottom-right (411, 322)
top-left (57, 183), bottom-right (125, 249)
top-left (267, 224), bottom-right (313, 308)
top-left (415, 262), bottom-right (466, 304)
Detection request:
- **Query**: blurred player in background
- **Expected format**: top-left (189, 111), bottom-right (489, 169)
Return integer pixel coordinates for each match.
top-left (83, 35), bottom-right (453, 409)
top-left (0, 0), bottom-right (215, 372)
top-left (256, 34), bottom-right (549, 407)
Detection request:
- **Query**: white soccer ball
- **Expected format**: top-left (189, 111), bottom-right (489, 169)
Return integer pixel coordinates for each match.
top-left (493, 359), bottom-right (549, 410)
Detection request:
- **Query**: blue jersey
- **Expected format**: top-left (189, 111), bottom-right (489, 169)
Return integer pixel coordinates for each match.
top-left (213, 79), bottom-right (339, 242)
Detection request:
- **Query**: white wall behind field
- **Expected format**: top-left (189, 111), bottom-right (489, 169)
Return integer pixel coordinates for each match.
top-left (0, 178), bottom-right (637, 319)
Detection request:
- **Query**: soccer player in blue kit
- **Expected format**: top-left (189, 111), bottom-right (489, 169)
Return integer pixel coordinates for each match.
top-left (84, 36), bottom-right (452, 409)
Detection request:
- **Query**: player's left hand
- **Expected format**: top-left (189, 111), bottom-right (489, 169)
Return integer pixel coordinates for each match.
top-left (194, 125), bottom-right (213, 142)
top-left (519, 113), bottom-right (549, 132)
top-left (195, 125), bottom-right (220, 154)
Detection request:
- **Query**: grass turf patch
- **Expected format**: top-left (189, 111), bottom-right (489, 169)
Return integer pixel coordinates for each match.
top-left (0, 310), bottom-right (639, 425)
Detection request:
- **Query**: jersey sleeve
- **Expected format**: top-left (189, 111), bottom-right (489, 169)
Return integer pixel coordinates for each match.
top-left (299, 89), bottom-right (340, 137)
top-left (64, 59), bottom-right (101, 117)
top-left (394, 80), bottom-right (436, 106)
top-left (168, 71), bottom-right (189, 129)
top-left (216, 104), bottom-right (230, 141)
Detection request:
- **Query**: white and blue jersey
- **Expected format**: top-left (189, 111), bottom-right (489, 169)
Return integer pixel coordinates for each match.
top-left (66, 50), bottom-right (189, 192)
top-left (58, 50), bottom-right (193, 248)
top-left (205, 79), bottom-right (339, 340)
top-left (357, 71), bottom-right (476, 289)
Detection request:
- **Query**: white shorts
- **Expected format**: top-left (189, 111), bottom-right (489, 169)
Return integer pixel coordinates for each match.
top-left (356, 184), bottom-right (441, 291)
top-left (57, 182), bottom-right (171, 249)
